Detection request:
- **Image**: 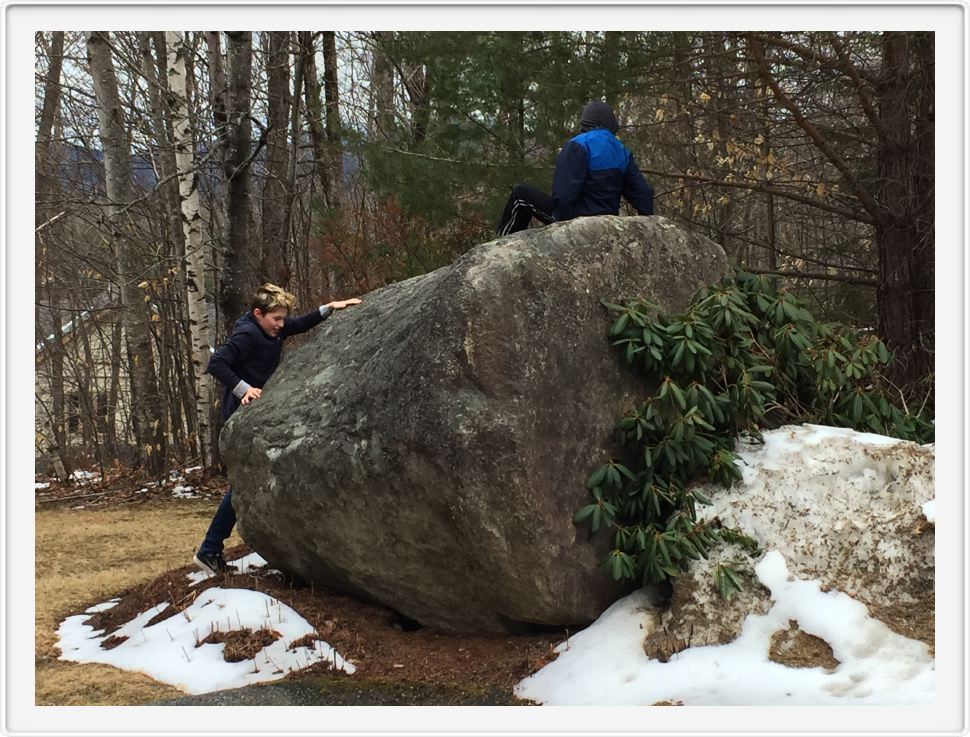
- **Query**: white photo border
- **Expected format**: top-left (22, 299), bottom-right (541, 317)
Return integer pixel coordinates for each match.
top-left (4, 3), bottom-right (966, 735)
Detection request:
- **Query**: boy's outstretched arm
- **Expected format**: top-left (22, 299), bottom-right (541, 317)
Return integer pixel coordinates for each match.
top-left (282, 298), bottom-right (363, 338)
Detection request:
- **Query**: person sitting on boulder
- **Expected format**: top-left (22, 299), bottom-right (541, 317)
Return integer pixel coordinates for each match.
top-left (495, 100), bottom-right (655, 236)
top-left (193, 282), bottom-right (362, 576)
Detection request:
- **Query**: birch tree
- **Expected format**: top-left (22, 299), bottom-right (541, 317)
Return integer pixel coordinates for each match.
top-left (167, 30), bottom-right (214, 466)
top-left (139, 32), bottom-right (184, 264)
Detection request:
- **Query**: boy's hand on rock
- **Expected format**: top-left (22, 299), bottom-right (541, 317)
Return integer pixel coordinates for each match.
top-left (241, 387), bottom-right (262, 405)
top-left (327, 298), bottom-right (362, 310)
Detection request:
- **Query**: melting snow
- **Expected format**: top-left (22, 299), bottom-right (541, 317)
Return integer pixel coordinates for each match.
top-left (50, 425), bottom-right (934, 704)
top-left (171, 485), bottom-right (197, 499)
top-left (515, 549), bottom-right (933, 705)
top-left (56, 555), bottom-right (354, 695)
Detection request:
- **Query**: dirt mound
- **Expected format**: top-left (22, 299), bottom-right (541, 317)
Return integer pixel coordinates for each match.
top-left (71, 543), bottom-right (565, 698)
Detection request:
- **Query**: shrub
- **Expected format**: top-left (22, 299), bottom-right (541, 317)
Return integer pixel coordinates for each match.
top-left (576, 270), bottom-right (934, 592)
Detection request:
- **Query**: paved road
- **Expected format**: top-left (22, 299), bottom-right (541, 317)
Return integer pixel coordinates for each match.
top-left (154, 676), bottom-right (527, 706)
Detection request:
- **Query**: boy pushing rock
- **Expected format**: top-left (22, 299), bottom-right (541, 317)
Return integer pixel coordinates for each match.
top-left (193, 283), bottom-right (361, 575)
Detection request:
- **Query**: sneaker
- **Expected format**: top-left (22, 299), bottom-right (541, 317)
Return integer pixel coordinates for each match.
top-left (193, 552), bottom-right (237, 575)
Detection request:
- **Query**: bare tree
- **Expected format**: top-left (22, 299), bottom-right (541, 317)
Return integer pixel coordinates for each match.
top-left (35, 31), bottom-right (70, 477)
top-left (259, 31), bottom-right (292, 285)
top-left (747, 31), bottom-right (934, 381)
top-left (85, 30), bottom-right (166, 476)
top-left (139, 32), bottom-right (185, 266)
top-left (220, 31), bottom-right (255, 329)
top-left (167, 30), bottom-right (215, 466)
top-left (302, 31), bottom-right (344, 210)
top-left (368, 32), bottom-right (395, 141)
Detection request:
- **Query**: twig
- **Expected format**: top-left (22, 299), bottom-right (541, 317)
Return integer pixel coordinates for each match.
top-left (743, 266), bottom-right (877, 288)
top-left (34, 210), bottom-right (67, 233)
top-left (36, 490), bottom-right (115, 504)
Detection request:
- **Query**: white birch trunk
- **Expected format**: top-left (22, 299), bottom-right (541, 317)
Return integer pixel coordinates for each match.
top-left (167, 30), bottom-right (213, 467)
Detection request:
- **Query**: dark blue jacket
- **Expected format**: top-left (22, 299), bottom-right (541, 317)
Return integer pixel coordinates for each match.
top-left (551, 128), bottom-right (654, 221)
top-left (207, 307), bottom-right (330, 420)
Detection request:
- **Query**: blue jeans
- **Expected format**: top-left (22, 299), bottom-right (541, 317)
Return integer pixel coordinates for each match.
top-left (199, 488), bottom-right (236, 556)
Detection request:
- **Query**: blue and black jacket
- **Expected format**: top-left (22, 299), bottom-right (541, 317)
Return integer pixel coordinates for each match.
top-left (551, 128), bottom-right (654, 222)
top-left (207, 307), bottom-right (331, 420)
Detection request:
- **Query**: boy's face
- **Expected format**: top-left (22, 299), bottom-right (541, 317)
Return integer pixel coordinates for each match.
top-left (253, 307), bottom-right (288, 337)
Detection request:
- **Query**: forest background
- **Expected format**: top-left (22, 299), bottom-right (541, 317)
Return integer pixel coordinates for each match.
top-left (31, 27), bottom-right (937, 480)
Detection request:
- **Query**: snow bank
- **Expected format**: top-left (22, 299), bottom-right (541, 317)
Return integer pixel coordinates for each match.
top-left (517, 424), bottom-right (935, 706)
top-left (515, 549), bottom-right (933, 705)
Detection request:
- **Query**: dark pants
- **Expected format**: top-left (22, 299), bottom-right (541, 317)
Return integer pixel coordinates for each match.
top-left (495, 182), bottom-right (555, 235)
top-left (199, 488), bottom-right (236, 556)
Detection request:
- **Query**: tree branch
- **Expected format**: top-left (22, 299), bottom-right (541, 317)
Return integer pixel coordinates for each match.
top-left (640, 167), bottom-right (877, 225)
top-left (227, 115), bottom-right (270, 181)
top-left (745, 33), bottom-right (885, 223)
top-left (744, 267), bottom-right (877, 287)
top-left (828, 33), bottom-right (892, 140)
top-left (746, 32), bottom-right (881, 86)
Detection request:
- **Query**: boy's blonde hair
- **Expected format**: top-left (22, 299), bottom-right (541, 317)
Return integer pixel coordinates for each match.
top-left (250, 283), bottom-right (296, 314)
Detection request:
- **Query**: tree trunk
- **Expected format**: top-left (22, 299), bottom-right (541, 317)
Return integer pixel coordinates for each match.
top-left (204, 32), bottom-right (230, 338)
top-left (167, 30), bottom-right (214, 467)
top-left (369, 32), bottom-right (395, 141)
top-left (407, 61), bottom-right (430, 147)
top-left (36, 32), bottom-right (68, 463)
top-left (36, 31), bottom-right (64, 218)
top-left (259, 31), bottom-right (291, 285)
top-left (221, 31), bottom-right (254, 329)
top-left (875, 32), bottom-right (933, 382)
top-left (85, 30), bottom-right (166, 476)
top-left (139, 32), bottom-right (185, 266)
top-left (909, 31), bottom-right (934, 380)
top-left (322, 31), bottom-right (345, 201)
top-left (303, 31), bottom-right (342, 209)
top-left (277, 33), bottom-right (304, 282)
top-left (105, 315), bottom-right (123, 458)
top-left (603, 31), bottom-right (621, 108)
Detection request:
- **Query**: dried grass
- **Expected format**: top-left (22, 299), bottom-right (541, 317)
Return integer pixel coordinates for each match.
top-left (36, 497), bottom-right (562, 705)
top-left (35, 498), bottom-right (242, 705)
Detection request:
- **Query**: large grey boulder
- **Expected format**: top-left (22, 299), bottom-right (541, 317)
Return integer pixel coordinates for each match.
top-left (222, 216), bottom-right (730, 632)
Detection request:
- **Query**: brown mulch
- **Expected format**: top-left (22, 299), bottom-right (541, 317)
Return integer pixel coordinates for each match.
top-left (768, 620), bottom-right (840, 670)
top-left (78, 543), bottom-right (565, 697)
top-left (200, 627), bottom-right (282, 663)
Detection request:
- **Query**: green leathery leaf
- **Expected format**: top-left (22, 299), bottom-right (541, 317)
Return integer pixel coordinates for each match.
top-left (586, 466), bottom-right (607, 489)
top-left (574, 504), bottom-right (597, 523)
top-left (609, 312), bottom-right (630, 336)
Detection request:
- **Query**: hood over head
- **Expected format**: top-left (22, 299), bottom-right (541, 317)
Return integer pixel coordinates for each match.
top-left (579, 100), bottom-right (619, 134)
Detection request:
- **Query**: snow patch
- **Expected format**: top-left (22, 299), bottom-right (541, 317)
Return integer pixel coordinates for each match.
top-left (921, 500), bottom-right (935, 523)
top-left (187, 552), bottom-right (276, 585)
top-left (171, 484), bottom-right (197, 499)
top-left (69, 469), bottom-right (100, 484)
top-left (56, 586), bottom-right (354, 695)
top-left (516, 550), bottom-right (933, 705)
